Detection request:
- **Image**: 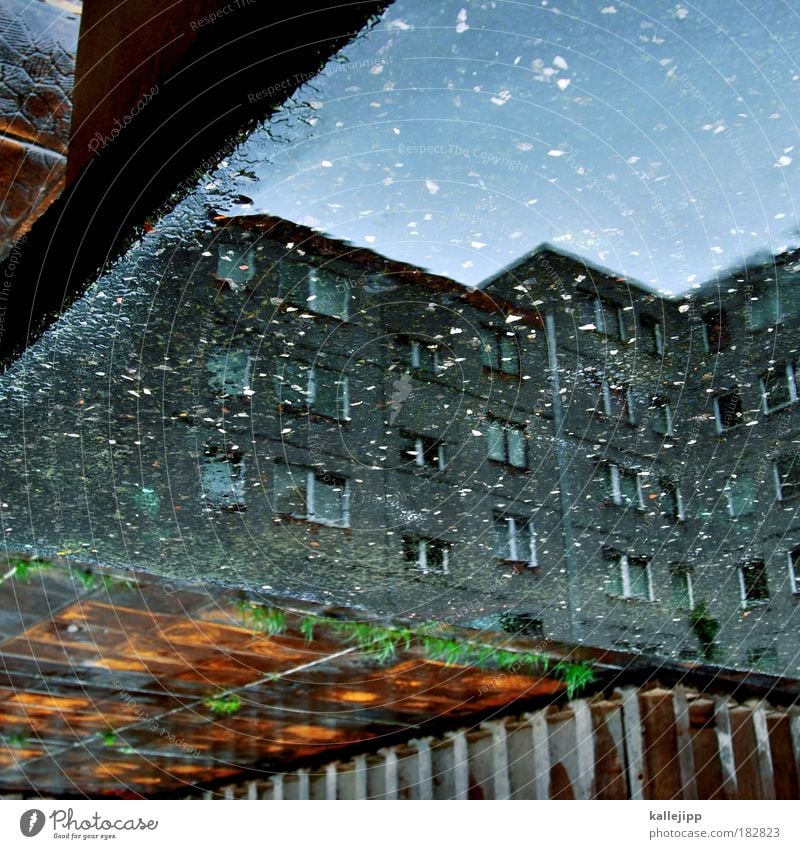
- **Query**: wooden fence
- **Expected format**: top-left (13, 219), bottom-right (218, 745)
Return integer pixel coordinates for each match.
top-left (200, 685), bottom-right (800, 800)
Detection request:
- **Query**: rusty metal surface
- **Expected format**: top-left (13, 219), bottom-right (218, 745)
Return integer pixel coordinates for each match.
top-left (0, 557), bottom-right (568, 797)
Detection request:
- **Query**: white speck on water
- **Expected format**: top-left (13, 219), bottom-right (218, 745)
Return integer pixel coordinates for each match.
top-left (490, 90), bottom-right (511, 106)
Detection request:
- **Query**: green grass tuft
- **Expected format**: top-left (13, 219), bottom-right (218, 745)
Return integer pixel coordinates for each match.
top-left (234, 604), bottom-right (595, 698)
top-left (553, 661), bottom-right (596, 698)
top-left (239, 605), bottom-right (287, 636)
top-left (203, 692), bottom-right (242, 715)
top-left (12, 559), bottom-right (51, 582)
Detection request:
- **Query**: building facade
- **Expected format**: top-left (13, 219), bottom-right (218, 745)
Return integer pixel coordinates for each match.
top-left (1, 214), bottom-right (798, 674)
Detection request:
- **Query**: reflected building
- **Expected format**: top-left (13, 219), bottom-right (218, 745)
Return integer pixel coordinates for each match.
top-left (2, 214), bottom-right (799, 674)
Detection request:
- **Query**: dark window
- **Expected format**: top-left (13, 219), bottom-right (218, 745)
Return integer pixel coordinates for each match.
top-left (640, 315), bottom-right (664, 354)
top-left (774, 456), bottom-right (800, 500)
top-left (739, 560), bottom-right (769, 605)
top-left (790, 547), bottom-right (800, 593)
top-left (201, 446), bottom-right (246, 512)
top-left (602, 464), bottom-right (643, 508)
top-left (479, 327), bottom-right (519, 375)
top-left (760, 363), bottom-right (797, 413)
top-left (216, 244), bottom-right (255, 286)
top-left (587, 298), bottom-right (631, 339)
top-left (670, 565), bottom-right (693, 609)
top-left (597, 379), bottom-right (635, 423)
top-left (726, 474), bottom-right (755, 516)
top-left (746, 645), bottom-right (779, 672)
top-left (492, 512), bottom-right (537, 566)
top-left (402, 535), bottom-right (450, 574)
top-left (274, 360), bottom-right (349, 420)
top-left (207, 350), bottom-right (252, 397)
top-left (400, 431), bottom-right (446, 470)
top-left (280, 262), bottom-right (349, 318)
top-left (749, 290), bottom-right (781, 330)
top-left (310, 367), bottom-right (349, 420)
top-left (649, 397), bottom-right (673, 435)
top-left (605, 551), bottom-right (651, 600)
top-left (662, 481), bottom-right (685, 520)
top-left (615, 305), bottom-right (633, 341)
top-left (272, 464), bottom-right (349, 526)
top-left (714, 390), bottom-right (743, 431)
top-left (409, 338), bottom-right (441, 373)
top-left (485, 419), bottom-right (527, 468)
top-left (702, 308), bottom-right (729, 352)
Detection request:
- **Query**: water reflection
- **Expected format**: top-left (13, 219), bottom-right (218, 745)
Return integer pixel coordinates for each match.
top-left (219, 0), bottom-right (800, 292)
top-left (1, 206), bottom-right (800, 676)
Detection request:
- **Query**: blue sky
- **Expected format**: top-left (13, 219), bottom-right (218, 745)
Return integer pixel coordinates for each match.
top-left (222, 0), bottom-right (800, 293)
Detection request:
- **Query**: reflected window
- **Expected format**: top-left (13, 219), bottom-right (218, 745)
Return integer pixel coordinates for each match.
top-left (701, 309), bottom-right (729, 352)
top-left (738, 560), bottom-right (769, 606)
top-left (747, 645), bottom-right (779, 672)
top-left (616, 306), bottom-right (633, 341)
top-left (310, 366), bottom-right (349, 420)
top-left (605, 552), bottom-right (652, 600)
top-left (402, 535), bottom-right (449, 574)
top-left (726, 474), bottom-right (755, 517)
top-left (760, 363), bottom-right (797, 413)
top-left (650, 397), bottom-right (673, 436)
top-left (280, 262), bottom-right (349, 319)
top-left (747, 281), bottom-right (800, 331)
top-left (597, 379), bottom-right (635, 424)
top-left (272, 464), bottom-right (349, 526)
top-left (274, 358), bottom-right (311, 409)
top-left (603, 463), bottom-right (643, 509)
top-left (408, 338), bottom-right (441, 374)
top-left (201, 446), bottom-right (246, 512)
top-left (479, 327), bottom-right (519, 375)
top-left (788, 547), bottom-right (800, 594)
top-left (713, 389), bottom-right (743, 432)
top-left (670, 565), bottom-right (694, 610)
top-left (207, 350), bottom-right (252, 398)
top-left (399, 430), bottom-right (446, 470)
top-left (492, 512), bottom-right (537, 567)
top-left (589, 297), bottom-right (630, 340)
top-left (640, 315), bottom-right (664, 355)
top-left (216, 244), bottom-right (255, 286)
top-left (274, 359), bottom-right (349, 420)
top-left (773, 455), bottom-right (800, 501)
top-left (486, 418), bottom-right (527, 468)
top-left (749, 290), bottom-right (780, 330)
top-left (661, 480), bottom-right (685, 520)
